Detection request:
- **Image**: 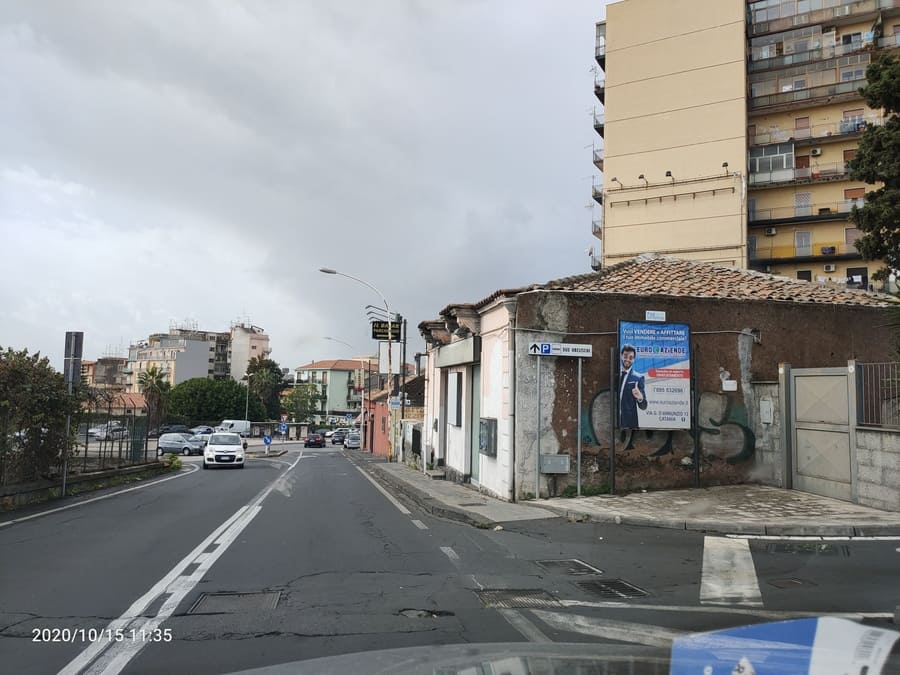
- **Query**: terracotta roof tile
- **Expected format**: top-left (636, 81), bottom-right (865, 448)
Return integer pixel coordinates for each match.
top-left (539, 254), bottom-right (896, 307)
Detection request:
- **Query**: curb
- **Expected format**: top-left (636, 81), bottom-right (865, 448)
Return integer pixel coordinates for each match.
top-left (364, 463), bottom-right (495, 529)
top-left (540, 504), bottom-right (900, 537)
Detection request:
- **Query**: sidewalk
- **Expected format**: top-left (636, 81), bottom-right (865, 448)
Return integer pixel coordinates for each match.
top-left (355, 453), bottom-right (900, 535)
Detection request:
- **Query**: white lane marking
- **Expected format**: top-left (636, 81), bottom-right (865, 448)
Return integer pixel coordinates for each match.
top-left (60, 452), bottom-right (304, 675)
top-left (471, 575), bottom-right (484, 590)
top-left (532, 610), bottom-right (683, 648)
top-left (353, 465), bottom-right (411, 515)
top-left (701, 535), bottom-right (763, 607)
top-left (440, 546), bottom-right (460, 562)
top-left (0, 464), bottom-right (199, 529)
top-left (498, 609), bottom-right (551, 643)
top-left (555, 599), bottom-right (893, 620)
top-left (411, 520), bottom-right (428, 530)
top-left (728, 534), bottom-right (900, 541)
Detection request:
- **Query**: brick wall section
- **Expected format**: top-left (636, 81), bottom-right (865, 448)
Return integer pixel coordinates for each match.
top-left (856, 428), bottom-right (900, 511)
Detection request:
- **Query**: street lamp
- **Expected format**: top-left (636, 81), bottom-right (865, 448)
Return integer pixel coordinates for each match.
top-left (324, 336), bottom-right (371, 451)
top-left (319, 267), bottom-right (395, 439)
top-left (243, 372), bottom-right (253, 420)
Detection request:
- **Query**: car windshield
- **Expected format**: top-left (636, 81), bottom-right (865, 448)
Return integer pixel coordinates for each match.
top-left (8, 2), bottom-right (900, 674)
top-left (208, 435), bottom-right (241, 445)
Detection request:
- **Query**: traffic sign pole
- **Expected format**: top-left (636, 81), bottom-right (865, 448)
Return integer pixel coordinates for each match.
top-left (536, 354), bottom-right (541, 500)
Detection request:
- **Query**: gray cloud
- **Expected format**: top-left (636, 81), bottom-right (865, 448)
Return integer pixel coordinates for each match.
top-left (1, 0), bottom-right (608, 368)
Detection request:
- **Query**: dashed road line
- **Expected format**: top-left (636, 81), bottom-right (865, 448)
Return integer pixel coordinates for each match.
top-left (411, 519), bottom-right (428, 530)
top-left (700, 536), bottom-right (763, 607)
top-left (498, 609), bottom-right (551, 643)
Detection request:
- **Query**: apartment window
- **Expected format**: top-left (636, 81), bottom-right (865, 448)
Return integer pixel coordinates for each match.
top-left (841, 66), bottom-right (865, 82)
top-left (794, 116), bottom-right (810, 139)
top-left (795, 230), bottom-right (812, 257)
top-left (748, 235), bottom-right (758, 260)
top-left (845, 227), bottom-right (862, 244)
top-left (797, 270), bottom-right (812, 282)
top-left (844, 187), bottom-right (865, 210)
top-left (846, 266), bottom-right (869, 290)
top-left (843, 148), bottom-right (856, 163)
top-left (251, 345), bottom-right (257, 350)
top-left (841, 32), bottom-right (862, 47)
top-left (748, 124), bottom-right (757, 143)
top-left (749, 143), bottom-right (794, 174)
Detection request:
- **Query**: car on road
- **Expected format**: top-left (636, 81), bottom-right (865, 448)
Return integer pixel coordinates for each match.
top-left (304, 433), bottom-right (325, 448)
top-left (343, 431), bottom-right (361, 449)
top-left (203, 432), bottom-right (246, 469)
top-left (331, 429), bottom-right (347, 445)
top-left (157, 432), bottom-right (204, 456)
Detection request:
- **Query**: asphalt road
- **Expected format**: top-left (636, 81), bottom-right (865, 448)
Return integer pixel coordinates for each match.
top-left (1, 446), bottom-right (899, 674)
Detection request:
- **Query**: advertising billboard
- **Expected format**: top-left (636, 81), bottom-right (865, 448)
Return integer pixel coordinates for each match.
top-left (617, 321), bottom-right (691, 430)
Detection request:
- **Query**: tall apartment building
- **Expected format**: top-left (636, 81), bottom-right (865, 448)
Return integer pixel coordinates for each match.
top-left (123, 327), bottom-right (230, 393)
top-left (229, 323), bottom-right (271, 381)
top-left (594, 0), bottom-right (898, 290)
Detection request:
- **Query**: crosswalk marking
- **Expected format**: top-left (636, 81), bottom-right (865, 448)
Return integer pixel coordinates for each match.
top-left (700, 535), bottom-right (763, 607)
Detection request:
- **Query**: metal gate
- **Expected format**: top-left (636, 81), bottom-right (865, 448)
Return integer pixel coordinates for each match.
top-left (788, 365), bottom-right (857, 501)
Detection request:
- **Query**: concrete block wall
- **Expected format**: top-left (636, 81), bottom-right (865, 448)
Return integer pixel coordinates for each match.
top-left (749, 382), bottom-right (784, 486)
top-left (856, 428), bottom-right (900, 511)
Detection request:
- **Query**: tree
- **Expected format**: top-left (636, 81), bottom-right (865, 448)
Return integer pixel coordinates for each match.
top-left (0, 347), bottom-right (80, 484)
top-left (168, 378), bottom-right (265, 424)
top-left (138, 365), bottom-right (170, 428)
top-left (848, 53), bottom-right (900, 282)
top-left (245, 357), bottom-right (285, 420)
top-left (283, 383), bottom-right (320, 422)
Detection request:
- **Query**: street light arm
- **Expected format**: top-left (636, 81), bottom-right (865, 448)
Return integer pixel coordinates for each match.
top-left (319, 268), bottom-right (391, 314)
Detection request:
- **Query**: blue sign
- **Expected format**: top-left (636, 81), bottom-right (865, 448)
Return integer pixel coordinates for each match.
top-left (279, 423), bottom-right (287, 432)
top-left (541, 343), bottom-right (551, 354)
top-left (618, 321), bottom-right (691, 430)
top-left (263, 435), bottom-right (272, 446)
top-left (345, 413), bottom-right (353, 421)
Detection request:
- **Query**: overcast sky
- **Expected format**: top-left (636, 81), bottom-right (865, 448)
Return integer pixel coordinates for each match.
top-left (1, 1), bottom-right (609, 372)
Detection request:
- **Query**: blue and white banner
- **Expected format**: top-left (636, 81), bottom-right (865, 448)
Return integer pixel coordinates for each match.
top-left (618, 321), bottom-right (691, 430)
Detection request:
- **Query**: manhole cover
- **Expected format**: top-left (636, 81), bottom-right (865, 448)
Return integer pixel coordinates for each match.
top-left (474, 589), bottom-right (561, 609)
top-left (767, 578), bottom-right (818, 589)
top-left (534, 559), bottom-right (603, 576)
top-left (765, 543), bottom-right (850, 557)
top-left (188, 591), bottom-right (281, 614)
top-left (575, 579), bottom-right (648, 599)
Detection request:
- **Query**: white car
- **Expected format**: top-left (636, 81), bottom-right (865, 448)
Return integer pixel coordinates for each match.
top-left (203, 432), bottom-right (246, 469)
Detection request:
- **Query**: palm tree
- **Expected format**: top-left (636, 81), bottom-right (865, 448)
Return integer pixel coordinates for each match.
top-left (138, 366), bottom-right (169, 429)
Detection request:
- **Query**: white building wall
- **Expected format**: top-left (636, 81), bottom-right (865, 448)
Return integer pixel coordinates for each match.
top-left (444, 366), bottom-right (468, 475)
top-left (476, 303), bottom-right (514, 500)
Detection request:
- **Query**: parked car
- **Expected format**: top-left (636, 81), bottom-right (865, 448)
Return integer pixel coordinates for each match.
top-left (203, 432), bottom-right (246, 469)
top-left (331, 430), bottom-right (347, 445)
top-left (319, 428), bottom-right (334, 438)
top-left (190, 425), bottom-right (215, 435)
top-left (89, 422), bottom-right (128, 440)
top-left (148, 424), bottom-right (190, 438)
top-left (343, 432), bottom-right (361, 449)
top-left (304, 433), bottom-right (325, 448)
top-left (191, 433), bottom-right (212, 447)
top-left (215, 419), bottom-right (251, 437)
top-left (157, 432), bottom-right (204, 456)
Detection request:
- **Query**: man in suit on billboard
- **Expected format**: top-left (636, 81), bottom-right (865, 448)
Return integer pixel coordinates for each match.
top-left (619, 344), bottom-right (648, 429)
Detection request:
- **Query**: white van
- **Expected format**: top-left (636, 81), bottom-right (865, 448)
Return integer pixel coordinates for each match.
top-left (215, 419), bottom-right (251, 437)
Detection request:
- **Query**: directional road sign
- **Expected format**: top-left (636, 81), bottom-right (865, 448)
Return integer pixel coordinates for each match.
top-left (528, 342), bottom-right (592, 357)
top-left (279, 423), bottom-right (287, 433)
top-left (263, 435), bottom-right (272, 446)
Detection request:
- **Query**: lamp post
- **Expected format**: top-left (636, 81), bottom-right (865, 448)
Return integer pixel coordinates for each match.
top-left (243, 372), bottom-right (253, 420)
top-left (320, 267), bottom-right (395, 458)
top-left (324, 337), bottom-right (370, 451)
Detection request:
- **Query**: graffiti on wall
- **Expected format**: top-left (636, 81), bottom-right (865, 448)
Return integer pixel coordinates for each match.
top-left (582, 388), bottom-right (755, 464)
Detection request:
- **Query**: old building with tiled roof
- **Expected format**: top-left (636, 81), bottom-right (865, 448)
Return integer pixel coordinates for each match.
top-left (416, 255), bottom-right (898, 506)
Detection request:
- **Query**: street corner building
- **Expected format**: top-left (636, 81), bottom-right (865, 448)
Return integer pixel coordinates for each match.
top-left (418, 254), bottom-right (900, 510)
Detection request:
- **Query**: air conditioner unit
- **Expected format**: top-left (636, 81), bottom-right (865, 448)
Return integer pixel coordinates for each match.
top-left (765, 227), bottom-right (777, 236)
top-left (810, 148), bottom-right (823, 156)
top-left (823, 264), bottom-right (837, 272)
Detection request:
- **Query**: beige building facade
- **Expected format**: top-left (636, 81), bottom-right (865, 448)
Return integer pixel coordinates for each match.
top-left (594, 0), bottom-right (899, 289)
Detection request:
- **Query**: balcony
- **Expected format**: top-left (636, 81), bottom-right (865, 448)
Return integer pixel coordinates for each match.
top-left (750, 241), bottom-right (861, 264)
top-left (592, 219), bottom-right (602, 236)
top-left (594, 76), bottom-right (605, 103)
top-left (592, 185), bottom-right (603, 204)
top-left (749, 161), bottom-right (848, 186)
top-left (749, 0), bottom-right (880, 37)
top-left (749, 199), bottom-right (864, 224)
top-left (592, 147), bottom-right (604, 170)
top-left (751, 77), bottom-right (866, 110)
top-left (878, 32), bottom-right (900, 49)
top-left (751, 115), bottom-right (881, 146)
top-left (593, 112), bottom-right (605, 134)
top-left (595, 22), bottom-right (606, 66)
top-left (749, 40), bottom-right (870, 73)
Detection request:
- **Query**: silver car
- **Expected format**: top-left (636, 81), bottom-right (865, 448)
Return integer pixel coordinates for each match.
top-left (158, 432), bottom-right (204, 456)
top-left (343, 432), bottom-right (361, 449)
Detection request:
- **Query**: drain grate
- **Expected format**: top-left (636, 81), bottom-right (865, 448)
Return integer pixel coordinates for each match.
top-left (474, 589), bottom-right (561, 609)
top-left (765, 543), bottom-right (850, 557)
top-left (767, 578), bottom-right (818, 589)
top-left (188, 591), bottom-right (281, 614)
top-left (534, 559), bottom-right (603, 576)
top-left (575, 579), bottom-right (648, 599)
